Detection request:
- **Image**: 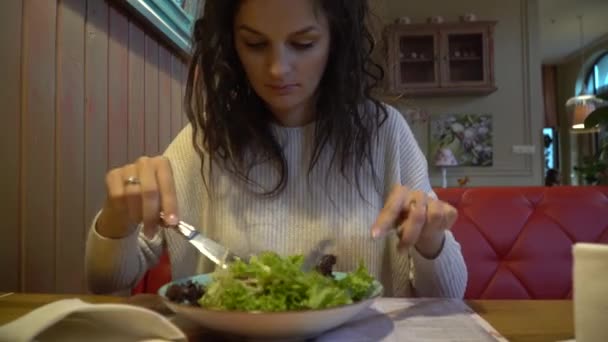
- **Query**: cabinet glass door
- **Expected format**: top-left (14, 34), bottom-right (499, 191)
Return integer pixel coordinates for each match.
top-left (442, 30), bottom-right (488, 86)
top-left (396, 32), bottom-right (439, 88)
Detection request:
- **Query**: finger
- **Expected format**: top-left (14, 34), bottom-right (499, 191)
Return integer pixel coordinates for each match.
top-left (426, 201), bottom-right (457, 232)
top-left (102, 168), bottom-right (129, 229)
top-left (371, 185), bottom-right (408, 239)
top-left (105, 168), bottom-right (126, 211)
top-left (121, 164), bottom-right (142, 225)
top-left (442, 202), bottom-right (458, 229)
top-left (426, 200), bottom-right (445, 230)
top-left (397, 191), bottom-right (428, 251)
top-left (136, 157), bottom-right (160, 234)
top-left (153, 156), bottom-right (179, 226)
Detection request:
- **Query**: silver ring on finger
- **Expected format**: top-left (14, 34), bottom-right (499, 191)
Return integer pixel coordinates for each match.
top-left (124, 176), bottom-right (140, 186)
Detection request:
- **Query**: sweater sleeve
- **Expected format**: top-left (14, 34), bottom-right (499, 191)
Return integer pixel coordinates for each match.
top-left (85, 214), bottom-right (164, 294)
top-left (410, 231), bottom-right (467, 298)
top-left (85, 125), bottom-right (199, 294)
top-left (386, 105), bottom-right (468, 298)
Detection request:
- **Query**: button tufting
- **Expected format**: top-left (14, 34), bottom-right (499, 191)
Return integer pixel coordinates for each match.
top-left (436, 186), bottom-right (608, 299)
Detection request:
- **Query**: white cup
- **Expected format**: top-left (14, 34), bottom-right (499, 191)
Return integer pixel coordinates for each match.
top-left (395, 16), bottom-right (411, 24)
top-left (460, 13), bottom-right (477, 22)
top-left (573, 243), bottom-right (608, 342)
top-left (427, 16), bottom-right (444, 24)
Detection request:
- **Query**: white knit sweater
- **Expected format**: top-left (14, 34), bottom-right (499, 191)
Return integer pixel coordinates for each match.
top-left (85, 105), bottom-right (467, 297)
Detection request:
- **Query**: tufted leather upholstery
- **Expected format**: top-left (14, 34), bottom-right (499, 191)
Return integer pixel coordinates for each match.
top-left (134, 186), bottom-right (608, 299)
top-left (436, 186), bottom-right (608, 299)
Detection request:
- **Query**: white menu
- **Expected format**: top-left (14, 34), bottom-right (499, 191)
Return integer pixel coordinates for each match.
top-left (317, 298), bottom-right (508, 342)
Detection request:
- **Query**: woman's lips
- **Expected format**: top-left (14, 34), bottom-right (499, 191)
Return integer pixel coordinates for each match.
top-left (266, 84), bottom-right (298, 95)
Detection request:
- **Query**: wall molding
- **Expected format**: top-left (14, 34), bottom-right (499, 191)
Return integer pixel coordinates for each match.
top-left (520, 0), bottom-right (534, 174)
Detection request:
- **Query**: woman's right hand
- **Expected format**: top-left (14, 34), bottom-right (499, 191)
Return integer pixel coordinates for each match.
top-left (96, 156), bottom-right (179, 239)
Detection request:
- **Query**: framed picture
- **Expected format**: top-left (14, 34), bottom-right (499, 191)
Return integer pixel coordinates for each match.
top-left (429, 113), bottom-right (493, 167)
top-left (123, 0), bottom-right (204, 54)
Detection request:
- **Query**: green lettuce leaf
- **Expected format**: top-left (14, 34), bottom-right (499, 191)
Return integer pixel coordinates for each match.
top-left (337, 261), bottom-right (376, 301)
top-left (197, 252), bottom-right (375, 311)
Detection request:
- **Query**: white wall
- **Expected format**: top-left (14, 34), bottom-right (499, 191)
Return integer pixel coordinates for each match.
top-left (372, 0), bottom-right (545, 187)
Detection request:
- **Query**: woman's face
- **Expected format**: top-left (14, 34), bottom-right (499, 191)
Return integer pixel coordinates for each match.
top-left (234, 0), bottom-right (330, 126)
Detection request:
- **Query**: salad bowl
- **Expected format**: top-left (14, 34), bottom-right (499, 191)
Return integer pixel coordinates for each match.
top-left (158, 272), bottom-right (383, 340)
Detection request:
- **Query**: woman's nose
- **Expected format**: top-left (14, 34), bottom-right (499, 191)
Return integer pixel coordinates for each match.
top-left (268, 46), bottom-right (291, 79)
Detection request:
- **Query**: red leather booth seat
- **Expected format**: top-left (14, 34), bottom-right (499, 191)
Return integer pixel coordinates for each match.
top-left (132, 248), bottom-right (171, 295)
top-left (436, 186), bottom-right (608, 299)
top-left (134, 186), bottom-right (608, 299)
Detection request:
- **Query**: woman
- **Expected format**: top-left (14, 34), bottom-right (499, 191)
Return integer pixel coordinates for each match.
top-left (86, 0), bottom-right (467, 298)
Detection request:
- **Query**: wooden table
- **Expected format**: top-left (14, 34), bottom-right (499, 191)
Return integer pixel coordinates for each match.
top-left (467, 300), bottom-right (573, 342)
top-left (0, 293), bottom-right (573, 342)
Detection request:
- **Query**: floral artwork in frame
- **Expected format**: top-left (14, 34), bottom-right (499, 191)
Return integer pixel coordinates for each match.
top-left (429, 113), bottom-right (493, 167)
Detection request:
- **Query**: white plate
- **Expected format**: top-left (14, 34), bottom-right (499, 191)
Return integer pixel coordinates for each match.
top-left (158, 272), bottom-right (383, 341)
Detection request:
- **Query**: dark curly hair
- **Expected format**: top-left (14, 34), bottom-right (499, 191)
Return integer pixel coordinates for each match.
top-left (185, 0), bottom-right (388, 196)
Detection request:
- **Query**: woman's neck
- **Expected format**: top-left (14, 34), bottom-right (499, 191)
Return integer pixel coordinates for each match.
top-left (270, 97), bottom-right (316, 127)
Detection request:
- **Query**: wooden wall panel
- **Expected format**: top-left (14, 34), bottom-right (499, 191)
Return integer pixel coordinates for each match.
top-left (55, 0), bottom-right (86, 293)
top-left (171, 55), bottom-right (184, 139)
top-left (128, 23), bottom-right (145, 162)
top-left (0, 0), bottom-right (23, 292)
top-left (159, 46), bottom-right (172, 152)
top-left (22, 0), bottom-right (57, 293)
top-left (182, 63), bottom-right (189, 128)
top-left (0, 0), bottom-right (188, 293)
top-left (84, 0), bottom-right (109, 232)
top-left (145, 36), bottom-right (160, 156)
top-left (108, 7), bottom-right (129, 169)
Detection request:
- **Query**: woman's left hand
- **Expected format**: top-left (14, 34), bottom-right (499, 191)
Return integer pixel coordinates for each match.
top-left (371, 185), bottom-right (458, 258)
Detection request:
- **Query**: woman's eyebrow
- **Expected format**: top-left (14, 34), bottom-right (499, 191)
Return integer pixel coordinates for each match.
top-left (237, 24), bottom-right (320, 36)
top-left (290, 25), bottom-right (319, 35)
top-left (237, 25), bottom-right (263, 35)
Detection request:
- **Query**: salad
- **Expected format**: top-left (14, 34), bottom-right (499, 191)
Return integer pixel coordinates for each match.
top-left (165, 252), bottom-right (376, 311)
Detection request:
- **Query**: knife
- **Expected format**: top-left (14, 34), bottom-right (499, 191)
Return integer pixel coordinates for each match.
top-left (160, 213), bottom-right (241, 269)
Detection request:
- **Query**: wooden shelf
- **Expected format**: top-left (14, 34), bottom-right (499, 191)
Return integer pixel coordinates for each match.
top-left (401, 58), bottom-right (434, 63)
top-left (449, 57), bottom-right (482, 61)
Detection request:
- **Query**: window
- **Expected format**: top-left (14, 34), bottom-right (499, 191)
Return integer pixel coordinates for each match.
top-left (543, 127), bottom-right (558, 171)
top-left (124, 0), bottom-right (204, 54)
top-left (584, 52), bottom-right (608, 96)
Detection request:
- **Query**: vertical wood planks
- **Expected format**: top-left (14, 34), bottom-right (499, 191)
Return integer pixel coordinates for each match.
top-left (128, 23), bottom-right (145, 162)
top-left (22, 0), bottom-right (57, 293)
top-left (144, 35), bottom-right (160, 156)
top-left (182, 62), bottom-right (188, 128)
top-left (108, 6), bottom-right (129, 169)
top-left (0, 0), bottom-right (23, 292)
top-left (171, 55), bottom-right (184, 139)
top-left (0, 0), bottom-right (190, 293)
top-left (55, 0), bottom-right (86, 293)
top-left (84, 0), bottom-right (109, 232)
top-left (158, 45), bottom-right (172, 152)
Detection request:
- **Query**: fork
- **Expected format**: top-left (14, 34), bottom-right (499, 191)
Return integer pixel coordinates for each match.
top-left (160, 213), bottom-right (334, 272)
top-left (301, 238), bottom-right (334, 272)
